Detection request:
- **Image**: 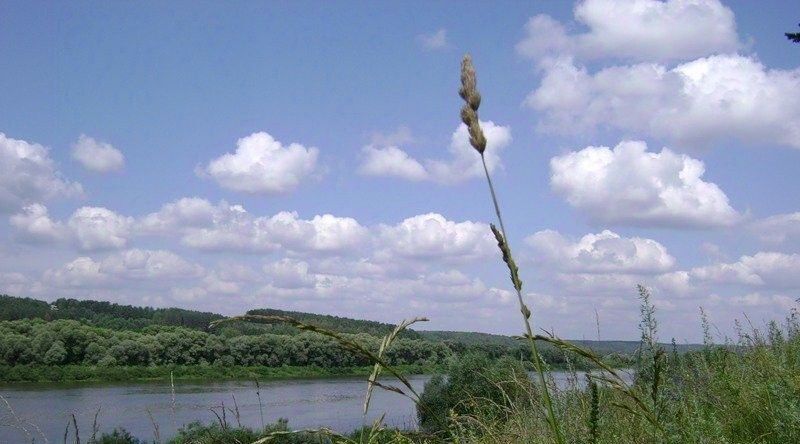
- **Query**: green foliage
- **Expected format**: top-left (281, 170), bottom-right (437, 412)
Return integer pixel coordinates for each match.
top-left (0, 319), bottom-right (452, 381)
top-left (169, 419), bottom-right (328, 444)
top-left (417, 353), bottom-right (529, 434)
top-left (0, 295), bottom-right (636, 383)
top-left (96, 428), bottom-right (144, 444)
top-left (247, 308), bottom-right (422, 340)
top-left (0, 294), bottom-right (223, 331)
top-left (426, 303), bottom-right (800, 444)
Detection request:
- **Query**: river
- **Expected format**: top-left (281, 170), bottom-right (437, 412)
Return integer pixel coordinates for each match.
top-left (0, 370), bottom-right (627, 442)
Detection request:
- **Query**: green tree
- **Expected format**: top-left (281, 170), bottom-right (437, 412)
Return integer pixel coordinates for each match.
top-left (43, 340), bottom-right (67, 365)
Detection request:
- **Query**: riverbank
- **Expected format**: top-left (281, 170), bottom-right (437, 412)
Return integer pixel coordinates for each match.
top-left (0, 363), bottom-right (438, 384)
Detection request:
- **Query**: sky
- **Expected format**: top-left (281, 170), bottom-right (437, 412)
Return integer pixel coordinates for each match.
top-left (1, 0), bottom-right (799, 342)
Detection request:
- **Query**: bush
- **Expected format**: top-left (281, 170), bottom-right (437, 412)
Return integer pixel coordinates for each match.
top-left (96, 428), bottom-right (143, 444)
top-left (417, 353), bottom-right (529, 433)
top-left (168, 420), bottom-right (329, 444)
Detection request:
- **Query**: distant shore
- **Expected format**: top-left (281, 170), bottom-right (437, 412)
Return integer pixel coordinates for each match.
top-left (0, 363), bottom-right (438, 384)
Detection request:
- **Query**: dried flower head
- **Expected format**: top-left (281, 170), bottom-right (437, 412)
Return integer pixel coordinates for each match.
top-left (459, 55), bottom-right (486, 154)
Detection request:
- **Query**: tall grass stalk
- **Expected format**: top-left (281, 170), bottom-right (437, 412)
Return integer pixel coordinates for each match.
top-left (458, 54), bottom-right (564, 444)
top-left (70, 413), bottom-right (79, 444)
top-left (170, 371), bottom-right (177, 430)
top-left (255, 379), bottom-right (265, 430)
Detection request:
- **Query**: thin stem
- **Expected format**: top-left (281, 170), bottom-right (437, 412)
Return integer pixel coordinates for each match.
top-left (480, 154), bottom-right (564, 444)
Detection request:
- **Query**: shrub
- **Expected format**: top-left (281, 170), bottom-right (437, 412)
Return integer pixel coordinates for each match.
top-left (417, 353), bottom-right (529, 433)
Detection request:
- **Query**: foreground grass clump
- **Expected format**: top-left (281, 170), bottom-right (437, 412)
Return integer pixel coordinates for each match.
top-left (421, 311), bottom-right (800, 444)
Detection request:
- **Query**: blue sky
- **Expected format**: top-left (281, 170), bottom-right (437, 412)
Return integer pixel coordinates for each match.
top-left (1, 0), bottom-right (799, 341)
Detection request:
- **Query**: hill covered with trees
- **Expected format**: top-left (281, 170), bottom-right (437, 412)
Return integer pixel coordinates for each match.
top-left (0, 294), bottom-right (643, 382)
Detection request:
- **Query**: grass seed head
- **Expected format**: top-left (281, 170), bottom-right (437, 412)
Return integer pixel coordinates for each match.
top-left (459, 54), bottom-right (487, 154)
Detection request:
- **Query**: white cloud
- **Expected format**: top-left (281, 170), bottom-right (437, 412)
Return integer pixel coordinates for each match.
top-left (751, 212), bottom-right (800, 243)
top-left (199, 131), bottom-right (319, 194)
top-left (527, 55), bottom-right (800, 149)
top-left (426, 121), bottom-right (512, 184)
top-left (369, 127), bottom-right (415, 147)
top-left (137, 197), bottom-right (217, 234)
top-left (264, 259), bottom-right (317, 289)
top-left (517, 0), bottom-right (740, 63)
top-left (0, 133), bottom-right (82, 212)
top-left (71, 135), bottom-right (125, 172)
top-left (0, 271), bottom-right (30, 295)
top-left (725, 293), bottom-right (798, 311)
top-left (153, 200), bottom-right (367, 255)
top-left (68, 206), bottom-right (134, 250)
top-left (417, 29), bottom-right (448, 50)
top-left (141, 198), bottom-right (497, 262)
top-left (691, 252), bottom-right (800, 289)
top-left (44, 249), bottom-right (202, 288)
top-left (550, 140), bottom-right (740, 228)
top-left (10, 204), bottom-right (66, 243)
top-left (43, 257), bottom-right (108, 288)
top-left (376, 213), bottom-right (495, 261)
top-left (526, 229), bottom-right (675, 273)
top-left (358, 121), bottom-right (512, 184)
top-left (359, 146), bottom-right (429, 181)
top-left (655, 271), bottom-right (693, 296)
top-left (358, 145), bottom-right (428, 181)
top-left (99, 249), bottom-right (203, 279)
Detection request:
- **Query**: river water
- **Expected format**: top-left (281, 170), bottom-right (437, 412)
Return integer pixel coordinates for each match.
top-left (0, 370), bottom-right (627, 443)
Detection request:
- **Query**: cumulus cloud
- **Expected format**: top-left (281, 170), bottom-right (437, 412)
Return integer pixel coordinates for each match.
top-left (44, 249), bottom-right (202, 288)
top-left (105, 198), bottom-right (501, 262)
top-left (71, 135), bottom-right (125, 172)
top-left (264, 259), bottom-right (317, 289)
top-left (199, 131), bottom-right (319, 194)
top-left (691, 252), bottom-right (800, 289)
top-left (43, 257), bottom-right (108, 288)
top-left (359, 146), bottom-right (429, 181)
top-left (186, 209), bottom-right (367, 254)
top-left (417, 29), bottom-right (448, 51)
top-left (550, 140), bottom-right (740, 228)
top-left (259, 268), bottom-right (501, 306)
top-left (517, 0), bottom-right (740, 63)
top-left (137, 197), bottom-right (217, 234)
top-left (526, 229), bottom-right (675, 273)
top-left (376, 213), bottom-right (495, 261)
top-left (0, 133), bottom-right (82, 212)
top-left (722, 293), bottom-right (798, 311)
top-left (527, 55), bottom-right (800, 149)
top-left (9, 204), bottom-right (66, 243)
top-left (140, 198), bottom-right (367, 255)
top-left (99, 249), bottom-right (203, 279)
top-left (751, 213), bottom-right (800, 243)
top-left (358, 121), bottom-right (512, 184)
top-left (68, 206), bottom-right (134, 250)
top-left (426, 121), bottom-right (512, 184)
top-left (0, 271), bottom-right (30, 295)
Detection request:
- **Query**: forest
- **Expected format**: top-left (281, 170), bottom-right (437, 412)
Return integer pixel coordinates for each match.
top-left (0, 294), bottom-right (628, 382)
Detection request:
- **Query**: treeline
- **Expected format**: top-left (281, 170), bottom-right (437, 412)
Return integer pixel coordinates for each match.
top-left (0, 294), bottom-right (223, 331)
top-left (0, 295), bottom-right (419, 338)
top-left (247, 308), bottom-right (422, 339)
top-left (0, 318), bottom-right (449, 369)
top-left (0, 294), bottom-right (635, 383)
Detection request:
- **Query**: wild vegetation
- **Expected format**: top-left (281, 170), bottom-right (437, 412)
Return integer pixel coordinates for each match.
top-left (73, 291), bottom-right (800, 444)
top-left (0, 294), bottom-right (639, 383)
